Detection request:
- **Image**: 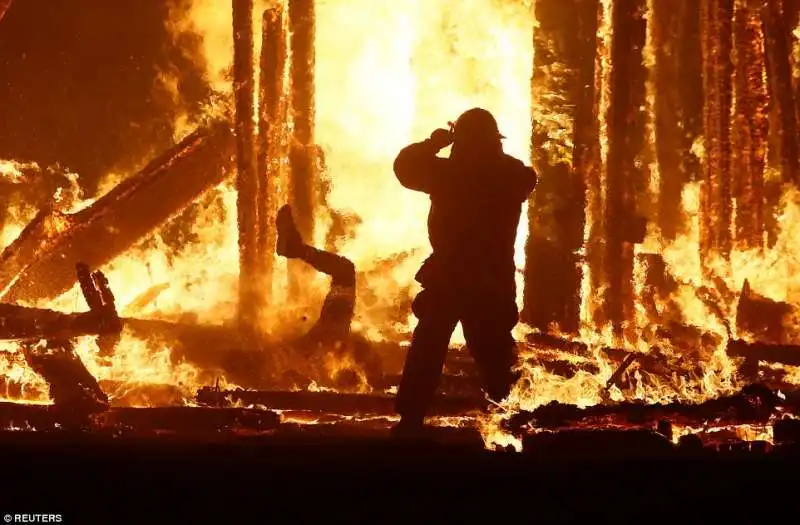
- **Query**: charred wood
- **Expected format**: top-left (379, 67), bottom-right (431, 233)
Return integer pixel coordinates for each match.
top-left (0, 266), bottom-right (120, 342)
top-left (726, 338), bottom-right (800, 365)
top-left (233, 0), bottom-right (260, 347)
top-left (196, 387), bottom-right (483, 417)
top-left (94, 406), bottom-right (280, 434)
top-left (381, 373), bottom-right (483, 398)
top-left (288, 0), bottom-right (317, 243)
top-left (731, 0), bottom-right (768, 250)
top-left (256, 7), bottom-right (288, 309)
top-left (653, 0), bottom-right (703, 240)
top-left (98, 380), bottom-right (188, 408)
top-left (24, 340), bottom-right (108, 412)
top-left (735, 279), bottom-right (791, 343)
top-left (0, 121), bottom-right (235, 304)
top-left (523, 0), bottom-right (597, 334)
top-left (604, 0), bottom-right (649, 337)
top-left (521, 428), bottom-right (676, 459)
top-left (762, 0), bottom-right (800, 186)
top-left (505, 384), bottom-right (779, 432)
top-left (524, 331), bottom-right (592, 357)
top-left (700, 0), bottom-right (735, 261)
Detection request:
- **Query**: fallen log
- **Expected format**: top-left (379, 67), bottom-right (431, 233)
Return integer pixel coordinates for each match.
top-left (726, 338), bottom-right (800, 366)
top-left (381, 373), bottom-right (483, 398)
top-left (0, 264), bottom-right (120, 342)
top-left (0, 120), bottom-right (235, 304)
top-left (98, 380), bottom-right (189, 408)
top-left (524, 332), bottom-right (591, 357)
top-left (196, 387), bottom-right (484, 416)
top-left (504, 383), bottom-right (780, 432)
top-left (94, 406), bottom-right (281, 434)
top-left (522, 428), bottom-right (676, 459)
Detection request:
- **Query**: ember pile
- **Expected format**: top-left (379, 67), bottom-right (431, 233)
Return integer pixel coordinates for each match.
top-left (2, 0), bottom-right (800, 457)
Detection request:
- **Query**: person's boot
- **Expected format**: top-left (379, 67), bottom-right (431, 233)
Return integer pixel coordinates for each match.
top-left (276, 204), bottom-right (304, 258)
top-left (390, 415), bottom-right (429, 439)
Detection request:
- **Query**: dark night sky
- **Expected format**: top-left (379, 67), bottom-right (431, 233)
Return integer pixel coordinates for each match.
top-left (0, 0), bottom-right (210, 194)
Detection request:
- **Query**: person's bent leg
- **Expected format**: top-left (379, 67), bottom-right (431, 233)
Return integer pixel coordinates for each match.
top-left (297, 246), bottom-right (356, 287)
top-left (461, 293), bottom-right (520, 404)
top-left (276, 205), bottom-right (356, 287)
top-left (395, 289), bottom-right (459, 427)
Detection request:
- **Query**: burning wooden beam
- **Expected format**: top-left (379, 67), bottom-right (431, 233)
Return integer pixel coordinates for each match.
top-left (653, 0), bottom-right (704, 241)
top-left (506, 384), bottom-right (779, 432)
top-left (762, 0), bottom-right (800, 186)
top-left (256, 7), bottom-right (288, 310)
top-left (24, 340), bottom-right (109, 411)
top-left (287, 0), bottom-right (317, 243)
top-left (196, 386), bottom-right (482, 417)
top-left (0, 121), bottom-right (235, 304)
top-left (523, 0), bottom-right (597, 335)
top-left (0, 264), bottom-right (120, 342)
top-left (603, 0), bottom-right (649, 337)
top-left (731, 0), bottom-right (768, 250)
top-left (233, 0), bottom-right (260, 347)
top-left (700, 0), bottom-right (734, 262)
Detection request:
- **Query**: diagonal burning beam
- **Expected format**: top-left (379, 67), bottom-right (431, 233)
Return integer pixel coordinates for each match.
top-left (0, 120), bottom-right (235, 304)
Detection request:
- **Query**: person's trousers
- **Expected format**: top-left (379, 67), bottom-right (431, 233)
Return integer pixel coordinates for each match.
top-left (395, 286), bottom-right (520, 420)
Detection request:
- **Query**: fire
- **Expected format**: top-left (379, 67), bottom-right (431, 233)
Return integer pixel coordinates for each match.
top-left (2, 0), bottom-right (800, 452)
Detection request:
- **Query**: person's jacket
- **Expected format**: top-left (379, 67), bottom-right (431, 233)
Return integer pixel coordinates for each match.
top-left (394, 139), bottom-right (537, 295)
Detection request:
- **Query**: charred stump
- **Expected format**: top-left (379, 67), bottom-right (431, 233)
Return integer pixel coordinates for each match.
top-left (523, 0), bottom-right (597, 335)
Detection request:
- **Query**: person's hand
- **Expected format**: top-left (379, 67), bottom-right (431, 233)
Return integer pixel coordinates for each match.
top-left (429, 128), bottom-right (454, 150)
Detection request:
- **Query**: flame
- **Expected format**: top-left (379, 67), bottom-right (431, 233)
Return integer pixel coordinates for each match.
top-left (3, 0), bottom-right (800, 453)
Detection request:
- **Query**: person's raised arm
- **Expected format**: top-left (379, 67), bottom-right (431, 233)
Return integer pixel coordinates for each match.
top-left (393, 128), bottom-right (453, 193)
top-left (502, 156), bottom-right (538, 202)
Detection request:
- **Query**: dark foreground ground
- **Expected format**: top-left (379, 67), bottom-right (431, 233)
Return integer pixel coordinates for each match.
top-left (1, 425), bottom-right (799, 523)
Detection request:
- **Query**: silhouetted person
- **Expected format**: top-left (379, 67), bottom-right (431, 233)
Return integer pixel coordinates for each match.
top-left (223, 205), bottom-right (380, 390)
top-left (276, 204), bottom-right (356, 348)
top-left (392, 108), bottom-right (537, 435)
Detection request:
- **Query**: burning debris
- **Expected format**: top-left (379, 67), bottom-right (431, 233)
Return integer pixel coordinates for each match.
top-left (2, 0), bottom-right (800, 458)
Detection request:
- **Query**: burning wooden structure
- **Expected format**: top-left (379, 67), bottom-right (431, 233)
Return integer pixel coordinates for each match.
top-left (2, 0), bottom-right (800, 459)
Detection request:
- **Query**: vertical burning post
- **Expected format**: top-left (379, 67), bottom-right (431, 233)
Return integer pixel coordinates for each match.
top-left (523, 0), bottom-right (598, 335)
top-left (700, 0), bottom-right (734, 265)
top-left (233, 0), bottom-right (260, 347)
top-left (603, 0), bottom-right (649, 339)
top-left (257, 6), bottom-right (288, 311)
top-left (288, 0), bottom-right (317, 242)
top-left (651, 0), bottom-right (703, 241)
top-left (731, 0), bottom-right (768, 250)
top-left (761, 0), bottom-right (800, 186)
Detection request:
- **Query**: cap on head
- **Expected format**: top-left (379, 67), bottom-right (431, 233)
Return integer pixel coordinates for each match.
top-left (452, 108), bottom-right (505, 143)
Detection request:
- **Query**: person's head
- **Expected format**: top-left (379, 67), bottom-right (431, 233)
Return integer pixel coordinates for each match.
top-left (450, 108), bottom-right (504, 160)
